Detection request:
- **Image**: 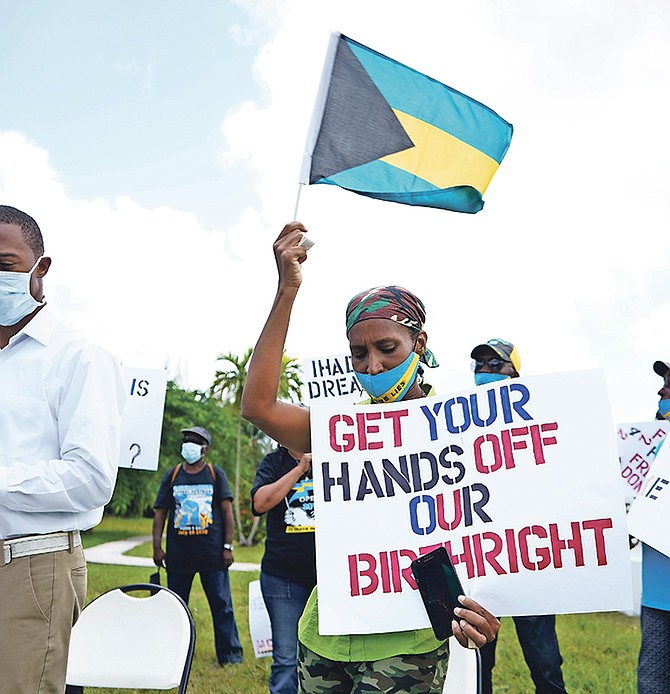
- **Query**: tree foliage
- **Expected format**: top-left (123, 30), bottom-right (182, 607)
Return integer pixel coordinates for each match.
top-left (108, 381), bottom-right (267, 545)
top-left (209, 349), bottom-right (303, 545)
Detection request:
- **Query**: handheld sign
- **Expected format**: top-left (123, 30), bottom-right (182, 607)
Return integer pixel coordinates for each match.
top-left (301, 353), bottom-right (364, 405)
top-left (627, 439), bottom-right (670, 558)
top-left (248, 580), bottom-right (273, 659)
top-left (616, 422), bottom-right (669, 501)
top-left (119, 367), bottom-right (168, 470)
top-left (310, 369), bottom-right (632, 635)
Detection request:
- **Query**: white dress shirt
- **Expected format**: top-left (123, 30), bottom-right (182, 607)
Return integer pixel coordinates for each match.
top-left (0, 304), bottom-right (127, 539)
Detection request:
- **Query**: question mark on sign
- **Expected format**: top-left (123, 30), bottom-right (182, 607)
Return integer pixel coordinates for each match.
top-left (129, 442), bottom-right (141, 468)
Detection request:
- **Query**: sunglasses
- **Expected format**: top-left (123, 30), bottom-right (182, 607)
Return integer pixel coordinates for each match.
top-left (472, 357), bottom-right (509, 373)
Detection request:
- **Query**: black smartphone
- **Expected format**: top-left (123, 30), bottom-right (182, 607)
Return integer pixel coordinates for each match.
top-left (411, 547), bottom-right (464, 640)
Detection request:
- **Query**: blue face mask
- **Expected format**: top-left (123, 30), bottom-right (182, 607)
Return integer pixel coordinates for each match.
top-left (474, 372), bottom-right (511, 386)
top-left (181, 442), bottom-right (203, 464)
top-left (658, 399), bottom-right (670, 421)
top-left (355, 351), bottom-right (420, 403)
top-left (0, 256), bottom-right (45, 327)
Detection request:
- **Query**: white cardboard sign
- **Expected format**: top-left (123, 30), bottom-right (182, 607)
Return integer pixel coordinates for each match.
top-left (627, 439), bottom-right (670, 558)
top-left (616, 422), bottom-right (669, 501)
top-left (301, 354), bottom-right (363, 405)
top-left (248, 580), bottom-right (273, 658)
top-left (118, 367), bottom-right (168, 470)
top-left (310, 369), bottom-right (632, 635)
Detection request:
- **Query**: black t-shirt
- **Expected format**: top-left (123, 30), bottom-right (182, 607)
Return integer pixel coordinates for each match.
top-left (154, 464), bottom-right (233, 573)
top-left (251, 447), bottom-right (316, 587)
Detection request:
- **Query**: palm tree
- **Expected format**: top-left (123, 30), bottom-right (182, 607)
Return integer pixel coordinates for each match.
top-left (209, 348), bottom-right (303, 545)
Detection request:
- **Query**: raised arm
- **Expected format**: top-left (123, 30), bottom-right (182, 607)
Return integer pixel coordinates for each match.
top-left (241, 222), bottom-right (312, 452)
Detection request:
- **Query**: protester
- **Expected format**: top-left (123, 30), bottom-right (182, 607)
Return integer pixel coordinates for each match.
top-left (241, 221), bottom-right (500, 693)
top-left (153, 425), bottom-right (243, 666)
top-left (252, 447), bottom-right (316, 694)
top-left (637, 359), bottom-right (670, 693)
top-left (0, 205), bottom-right (126, 693)
top-left (471, 338), bottom-right (568, 694)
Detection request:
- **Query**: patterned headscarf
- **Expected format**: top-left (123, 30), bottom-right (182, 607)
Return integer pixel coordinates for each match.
top-left (345, 286), bottom-right (438, 367)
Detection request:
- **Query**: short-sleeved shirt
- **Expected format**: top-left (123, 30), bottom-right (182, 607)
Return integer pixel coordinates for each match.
top-left (154, 464), bottom-right (233, 573)
top-left (251, 447), bottom-right (316, 587)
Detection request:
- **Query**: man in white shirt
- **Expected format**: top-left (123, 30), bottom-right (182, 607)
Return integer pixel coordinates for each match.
top-left (0, 205), bottom-right (126, 693)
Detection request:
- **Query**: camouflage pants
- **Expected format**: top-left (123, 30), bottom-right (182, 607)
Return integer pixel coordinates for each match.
top-left (298, 641), bottom-right (449, 693)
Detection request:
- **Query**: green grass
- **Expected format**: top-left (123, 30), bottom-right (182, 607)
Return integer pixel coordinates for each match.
top-left (82, 516), bottom-right (641, 693)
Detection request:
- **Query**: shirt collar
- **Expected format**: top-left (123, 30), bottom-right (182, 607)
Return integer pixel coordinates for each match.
top-left (14, 303), bottom-right (60, 347)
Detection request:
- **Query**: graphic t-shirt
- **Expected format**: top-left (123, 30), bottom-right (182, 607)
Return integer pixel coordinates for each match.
top-left (154, 464), bottom-right (233, 573)
top-left (251, 447), bottom-right (317, 586)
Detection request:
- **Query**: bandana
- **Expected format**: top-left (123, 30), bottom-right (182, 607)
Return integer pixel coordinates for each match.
top-left (345, 285), bottom-right (438, 367)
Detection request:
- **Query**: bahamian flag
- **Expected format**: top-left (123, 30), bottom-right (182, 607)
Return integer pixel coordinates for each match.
top-left (299, 34), bottom-right (513, 214)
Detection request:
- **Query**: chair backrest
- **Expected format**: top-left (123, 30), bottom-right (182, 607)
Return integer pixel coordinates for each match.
top-left (66, 583), bottom-right (195, 693)
top-left (443, 636), bottom-right (481, 693)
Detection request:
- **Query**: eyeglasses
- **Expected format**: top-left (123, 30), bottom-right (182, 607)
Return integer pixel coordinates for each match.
top-left (472, 357), bottom-right (509, 373)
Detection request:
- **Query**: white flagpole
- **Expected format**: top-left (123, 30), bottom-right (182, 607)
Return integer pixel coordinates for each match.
top-left (292, 183), bottom-right (303, 221)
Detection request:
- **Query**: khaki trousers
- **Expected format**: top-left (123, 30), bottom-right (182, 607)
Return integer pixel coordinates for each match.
top-left (0, 545), bottom-right (87, 694)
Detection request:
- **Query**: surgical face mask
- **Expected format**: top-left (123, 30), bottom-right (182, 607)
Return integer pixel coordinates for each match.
top-left (355, 351), bottom-right (420, 404)
top-left (181, 442), bottom-right (203, 464)
top-left (474, 372), bottom-right (511, 386)
top-left (0, 256), bottom-right (45, 327)
top-left (658, 399), bottom-right (670, 421)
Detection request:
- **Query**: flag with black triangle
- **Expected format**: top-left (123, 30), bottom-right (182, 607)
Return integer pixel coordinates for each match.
top-left (299, 33), bottom-right (513, 214)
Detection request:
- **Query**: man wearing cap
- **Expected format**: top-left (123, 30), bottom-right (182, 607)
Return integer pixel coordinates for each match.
top-left (153, 426), bottom-right (243, 666)
top-left (637, 359), bottom-right (670, 693)
top-left (471, 339), bottom-right (568, 694)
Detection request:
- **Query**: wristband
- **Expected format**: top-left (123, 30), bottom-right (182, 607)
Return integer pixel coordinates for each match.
top-left (223, 543), bottom-right (234, 552)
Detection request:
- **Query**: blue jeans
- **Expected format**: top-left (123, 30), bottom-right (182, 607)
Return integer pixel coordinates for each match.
top-left (480, 615), bottom-right (566, 693)
top-left (261, 572), bottom-right (313, 694)
top-left (168, 569), bottom-right (243, 665)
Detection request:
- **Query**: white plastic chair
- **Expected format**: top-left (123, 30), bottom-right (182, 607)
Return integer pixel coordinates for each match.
top-left (66, 583), bottom-right (195, 693)
top-left (443, 636), bottom-right (481, 693)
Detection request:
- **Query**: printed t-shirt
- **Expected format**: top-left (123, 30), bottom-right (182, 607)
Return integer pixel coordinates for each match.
top-left (251, 447), bottom-right (317, 587)
top-left (154, 464), bottom-right (233, 573)
top-left (298, 382), bottom-right (443, 660)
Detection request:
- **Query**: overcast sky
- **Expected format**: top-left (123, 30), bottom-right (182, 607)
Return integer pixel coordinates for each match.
top-left (1, 0), bottom-right (669, 422)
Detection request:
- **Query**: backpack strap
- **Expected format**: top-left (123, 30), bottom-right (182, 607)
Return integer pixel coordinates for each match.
top-left (170, 462), bottom-right (216, 485)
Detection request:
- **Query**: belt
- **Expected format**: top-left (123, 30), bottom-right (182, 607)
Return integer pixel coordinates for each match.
top-left (0, 531), bottom-right (81, 567)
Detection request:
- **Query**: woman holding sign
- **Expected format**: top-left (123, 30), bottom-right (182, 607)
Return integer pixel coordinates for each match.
top-left (241, 222), bottom-right (500, 693)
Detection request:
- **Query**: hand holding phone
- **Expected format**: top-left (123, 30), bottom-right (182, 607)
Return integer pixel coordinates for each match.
top-left (411, 547), bottom-right (464, 640)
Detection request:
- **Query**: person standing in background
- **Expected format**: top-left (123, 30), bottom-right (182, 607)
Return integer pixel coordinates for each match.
top-left (153, 425), bottom-right (243, 666)
top-left (252, 447), bottom-right (316, 694)
top-left (637, 359), bottom-right (670, 694)
top-left (0, 205), bottom-right (126, 693)
top-left (471, 338), bottom-right (568, 694)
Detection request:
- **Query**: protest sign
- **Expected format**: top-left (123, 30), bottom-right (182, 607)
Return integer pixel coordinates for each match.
top-left (248, 580), bottom-right (273, 658)
top-left (627, 439), bottom-right (670, 558)
top-left (119, 367), bottom-right (168, 470)
top-left (301, 353), bottom-right (364, 404)
top-left (310, 369), bottom-right (632, 635)
top-left (617, 422), bottom-right (669, 501)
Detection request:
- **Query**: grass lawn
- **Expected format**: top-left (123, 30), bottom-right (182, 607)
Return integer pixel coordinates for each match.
top-left (81, 516), bottom-right (641, 693)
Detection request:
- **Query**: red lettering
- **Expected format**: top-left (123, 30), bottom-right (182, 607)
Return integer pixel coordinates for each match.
top-left (436, 489), bottom-right (463, 530)
top-left (474, 434), bottom-right (504, 474)
top-left (505, 528), bottom-right (519, 573)
top-left (582, 518), bottom-right (613, 566)
top-left (379, 551), bottom-right (391, 593)
top-left (481, 532), bottom-right (507, 575)
top-left (383, 409), bottom-right (408, 447)
top-left (329, 414), bottom-right (355, 452)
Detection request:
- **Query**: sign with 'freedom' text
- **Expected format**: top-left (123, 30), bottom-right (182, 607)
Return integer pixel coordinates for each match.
top-left (616, 422), bottom-right (669, 501)
top-left (310, 369), bottom-right (632, 635)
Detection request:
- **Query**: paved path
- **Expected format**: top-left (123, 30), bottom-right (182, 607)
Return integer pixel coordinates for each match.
top-left (84, 535), bottom-right (261, 572)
